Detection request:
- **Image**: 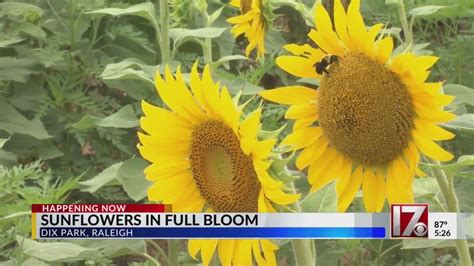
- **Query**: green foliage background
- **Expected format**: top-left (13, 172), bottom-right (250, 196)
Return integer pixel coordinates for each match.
top-left (0, 0), bottom-right (473, 265)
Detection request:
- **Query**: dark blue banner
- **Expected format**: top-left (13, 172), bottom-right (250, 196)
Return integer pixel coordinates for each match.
top-left (38, 227), bottom-right (386, 239)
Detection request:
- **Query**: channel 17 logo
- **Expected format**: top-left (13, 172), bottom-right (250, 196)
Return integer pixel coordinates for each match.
top-left (391, 204), bottom-right (428, 238)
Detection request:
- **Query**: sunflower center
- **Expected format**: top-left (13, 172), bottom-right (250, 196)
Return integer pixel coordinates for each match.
top-left (318, 52), bottom-right (414, 166)
top-left (240, 0), bottom-right (252, 14)
top-left (190, 120), bottom-right (260, 212)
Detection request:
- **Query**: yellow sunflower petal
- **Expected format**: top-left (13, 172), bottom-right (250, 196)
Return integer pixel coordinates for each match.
top-left (346, 0), bottom-right (367, 51)
top-left (231, 22), bottom-right (251, 36)
top-left (141, 100), bottom-right (191, 130)
top-left (240, 109), bottom-right (261, 140)
top-left (154, 66), bottom-right (200, 124)
top-left (174, 66), bottom-right (207, 120)
top-left (413, 129), bottom-right (454, 161)
top-left (308, 147), bottom-right (344, 192)
top-left (263, 186), bottom-right (300, 205)
top-left (376, 36), bottom-right (393, 64)
top-left (201, 240), bottom-right (218, 266)
top-left (227, 10), bottom-right (256, 24)
top-left (386, 165), bottom-right (414, 204)
top-left (295, 136), bottom-right (328, 170)
top-left (276, 56), bottom-right (320, 78)
top-left (218, 239), bottom-right (235, 266)
top-left (261, 240), bottom-right (278, 265)
top-left (335, 157), bottom-right (354, 196)
top-left (413, 56), bottom-right (438, 70)
top-left (333, 0), bottom-right (352, 48)
top-left (143, 162), bottom-right (191, 183)
top-left (233, 240), bottom-right (253, 266)
top-left (172, 189), bottom-right (206, 212)
top-left (313, 3), bottom-right (344, 55)
top-left (280, 127), bottom-right (322, 150)
top-left (285, 102), bottom-right (318, 119)
top-left (362, 168), bottom-right (385, 212)
top-left (138, 142), bottom-right (188, 164)
top-left (374, 168), bottom-right (386, 212)
top-left (293, 115), bottom-right (318, 130)
top-left (308, 29), bottom-right (339, 56)
top-left (258, 190), bottom-right (269, 212)
top-left (188, 239), bottom-right (202, 260)
top-left (229, 0), bottom-right (239, 7)
top-left (259, 86), bottom-right (318, 105)
top-left (389, 156), bottom-right (411, 187)
top-left (338, 165), bottom-right (363, 212)
top-left (283, 43), bottom-right (325, 59)
top-left (264, 197), bottom-right (277, 213)
top-left (201, 65), bottom-right (221, 117)
top-left (414, 119), bottom-right (455, 141)
top-left (220, 86), bottom-right (240, 131)
top-left (256, 168), bottom-right (283, 190)
top-left (189, 62), bottom-right (210, 113)
top-left (251, 240), bottom-right (266, 265)
top-left (251, 138), bottom-right (277, 160)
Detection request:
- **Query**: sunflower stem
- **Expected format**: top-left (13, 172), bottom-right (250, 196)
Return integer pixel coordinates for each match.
top-left (428, 158), bottom-right (472, 266)
top-left (203, 13), bottom-right (213, 65)
top-left (159, 0), bottom-right (171, 65)
top-left (395, 0), bottom-right (413, 51)
top-left (289, 182), bottom-right (316, 266)
top-left (167, 239), bottom-right (179, 266)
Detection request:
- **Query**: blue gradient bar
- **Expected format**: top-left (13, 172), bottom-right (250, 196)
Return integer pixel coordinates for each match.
top-left (39, 227), bottom-right (386, 239)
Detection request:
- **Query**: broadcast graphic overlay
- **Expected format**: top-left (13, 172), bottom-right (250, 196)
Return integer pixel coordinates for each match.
top-left (32, 204), bottom-right (472, 240)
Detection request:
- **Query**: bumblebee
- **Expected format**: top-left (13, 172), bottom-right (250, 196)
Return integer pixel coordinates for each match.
top-left (314, 55), bottom-right (339, 75)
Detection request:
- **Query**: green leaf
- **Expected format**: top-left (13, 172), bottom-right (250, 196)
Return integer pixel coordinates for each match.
top-left (385, 0), bottom-right (398, 5)
top-left (71, 115), bottom-right (101, 130)
top-left (36, 141), bottom-right (63, 160)
top-left (0, 37), bottom-right (25, 47)
top-left (463, 215), bottom-right (474, 238)
top-left (72, 105), bottom-right (139, 129)
top-left (220, 77), bottom-right (263, 95)
top-left (16, 236), bottom-right (100, 262)
top-left (15, 21), bottom-right (47, 40)
top-left (0, 57), bottom-right (41, 82)
top-left (444, 114), bottom-right (474, 132)
top-left (443, 84), bottom-right (474, 108)
top-left (431, 155), bottom-right (474, 176)
top-left (97, 105), bottom-right (139, 128)
top-left (212, 55), bottom-right (249, 68)
top-left (170, 27), bottom-right (228, 48)
top-left (0, 101), bottom-right (49, 139)
top-left (78, 239), bottom-right (146, 258)
top-left (0, 137), bottom-right (9, 148)
top-left (402, 238), bottom-right (474, 249)
top-left (79, 162), bottom-right (123, 193)
top-left (409, 5), bottom-right (446, 17)
top-left (209, 6), bottom-right (225, 24)
top-left (300, 182), bottom-right (337, 212)
top-left (117, 158), bottom-right (151, 201)
top-left (413, 177), bottom-right (440, 197)
top-left (0, 211), bottom-right (30, 222)
top-left (87, 3), bottom-right (158, 27)
top-left (0, 149), bottom-right (16, 166)
top-left (0, 2), bottom-right (43, 17)
top-left (101, 58), bottom-right (154, 85)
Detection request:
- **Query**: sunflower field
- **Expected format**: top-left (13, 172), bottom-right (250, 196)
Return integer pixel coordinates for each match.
top-left (0, 0), bottom-right (473, 265)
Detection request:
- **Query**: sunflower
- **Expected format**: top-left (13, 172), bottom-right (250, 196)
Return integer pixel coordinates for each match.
top-left (138, 63), bottom-right (299, 265)
top-left (259, 0), bottom-right (455, 212)
top-left (227, 0), bottom-right (266, 58)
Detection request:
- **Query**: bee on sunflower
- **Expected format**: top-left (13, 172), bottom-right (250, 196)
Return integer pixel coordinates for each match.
top-left (260, 0), bottom-right (455, 212)
top-left (227, 0), bottom-right (267, 58)
top-left (138, 63), bottom-right (299, 265)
